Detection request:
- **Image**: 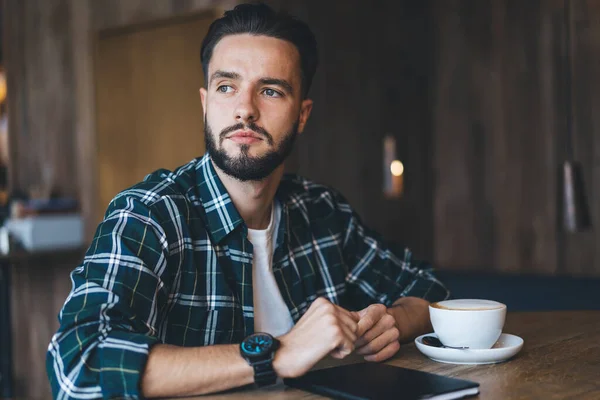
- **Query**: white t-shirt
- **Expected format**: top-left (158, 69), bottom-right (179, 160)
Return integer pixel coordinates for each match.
top-left (247, 200), bottom-right (294, 337)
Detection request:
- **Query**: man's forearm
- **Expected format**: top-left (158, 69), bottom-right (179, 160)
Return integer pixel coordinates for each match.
top-left (387, 297), bottom-right (432, 343)
top-left (141, 343), bottom-right (254, 398)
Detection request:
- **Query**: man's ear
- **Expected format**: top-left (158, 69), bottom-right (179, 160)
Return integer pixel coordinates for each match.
top-left (297, 99), bottom-right (313, 134)
top-left (199, 88), bottom-right (207, 119)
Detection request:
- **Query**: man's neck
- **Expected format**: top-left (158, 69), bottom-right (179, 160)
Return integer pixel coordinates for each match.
top-left (212, 161), bottom-right (284, 230)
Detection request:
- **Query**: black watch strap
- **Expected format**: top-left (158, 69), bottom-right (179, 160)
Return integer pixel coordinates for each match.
top-left (252, 358), bottom-right (278, 387)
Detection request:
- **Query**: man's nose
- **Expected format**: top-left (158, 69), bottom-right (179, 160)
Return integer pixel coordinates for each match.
top-left (234, 89), bottom-right (259, 123)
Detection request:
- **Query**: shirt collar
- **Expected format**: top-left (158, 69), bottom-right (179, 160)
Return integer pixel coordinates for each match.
top-left (196, 154), bottom-right (244, 244)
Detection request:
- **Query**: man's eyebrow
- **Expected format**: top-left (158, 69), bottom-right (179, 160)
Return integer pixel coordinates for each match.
top-left (209, 70), bottom-right (240, 85)
top-left (260, 78), bottom-right (294, 94)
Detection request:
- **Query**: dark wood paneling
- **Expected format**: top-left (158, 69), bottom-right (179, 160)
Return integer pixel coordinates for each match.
top-left (4, 0), bottom-right (25, 195)
top-left (10, 255), bottom-right (81, 399)
top-left (71, 0), bottom-right (97, 243)
top-left (7, 0), bottom-right (77, 199)
top-left (90, 0), bottom-right (237, 31)
top-left (4, 0), bottom-right (81, 396)
top-left (284, 0), bottom-right (434, 258)
top-left (565, 0), bottom-right (598, 276)
top-left (432, 0), bottom-right (600, 277)
top-left (580, 1), bottom-right (600, 277)
top-left (433, 0), bottom-right (496, 270)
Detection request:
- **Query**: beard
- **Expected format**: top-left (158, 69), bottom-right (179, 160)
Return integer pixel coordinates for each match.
top-left (204, 118), bottom-right (299, 182)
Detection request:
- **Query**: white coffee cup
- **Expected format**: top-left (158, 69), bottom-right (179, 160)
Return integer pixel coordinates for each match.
top-left (429, 299), bottom-right (506, 349)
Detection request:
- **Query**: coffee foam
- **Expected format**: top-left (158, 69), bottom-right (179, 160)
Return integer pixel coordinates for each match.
top-left (431, 299), bottom-right (505, 311)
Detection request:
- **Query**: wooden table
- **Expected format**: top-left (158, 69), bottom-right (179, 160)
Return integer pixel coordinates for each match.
top-left (193, 311), bottom-right (600, 400)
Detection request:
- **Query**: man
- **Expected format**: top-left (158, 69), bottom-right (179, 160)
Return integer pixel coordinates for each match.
top-left (47, 4), bottom-right (449, 399)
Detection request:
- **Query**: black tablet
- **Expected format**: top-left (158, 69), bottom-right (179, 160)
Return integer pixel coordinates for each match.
top-left (284, 363), bottom-right (479, 400)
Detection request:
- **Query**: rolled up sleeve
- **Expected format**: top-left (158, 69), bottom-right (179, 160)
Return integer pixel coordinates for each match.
top-left (46, 196), bottom-right (173, 399)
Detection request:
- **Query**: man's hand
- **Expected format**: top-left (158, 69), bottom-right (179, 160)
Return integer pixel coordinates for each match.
top-left (273, 297), bottom-right (360, 378)
top-left (355, 304), bottom-right (400, 362)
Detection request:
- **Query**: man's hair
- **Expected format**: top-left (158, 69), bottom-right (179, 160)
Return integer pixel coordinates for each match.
top-left (200, 3), bottom-right (318, 98)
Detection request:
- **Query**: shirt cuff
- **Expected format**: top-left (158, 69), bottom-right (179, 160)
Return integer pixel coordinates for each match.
top-left (99, 331), bottom-right (160, 399)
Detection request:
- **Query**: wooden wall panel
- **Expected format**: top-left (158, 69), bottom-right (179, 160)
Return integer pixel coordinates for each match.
top-left (71, 0), bottom-right (97, 245)
top-left (284, 0), bottom-right (434, 257)
top-left (89, 0), bottom-right (241, 32)
top-left (432, 0), bottom-right (486, 269)
top-left (10, 254), bottom-right (82, 399)
top-left (581, 0), bottom-right (600, 277)
top-left (432, 0), bottom-right (600, 276)
top-left (564, 0), bottom-right (598, 276)
top-left (6, 0), bottom-right (77, 199)
top-left (4, 3), bottom-right (83, 398)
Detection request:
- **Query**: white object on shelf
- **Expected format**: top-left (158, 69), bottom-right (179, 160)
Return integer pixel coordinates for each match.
top-left (0, 226), bottom-right (9, 254)
top-left (6, 214), bottom-right (84, 251)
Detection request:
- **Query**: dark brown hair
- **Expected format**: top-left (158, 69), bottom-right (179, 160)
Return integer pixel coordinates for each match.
top-left (200, 3), bottom-right (318, 98)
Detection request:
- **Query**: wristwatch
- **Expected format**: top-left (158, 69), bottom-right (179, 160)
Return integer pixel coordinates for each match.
top-left (240, 332), bottom-right (280, 387)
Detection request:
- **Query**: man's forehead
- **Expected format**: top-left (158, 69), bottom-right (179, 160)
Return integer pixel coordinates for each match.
top-left (209, 34), bottom-right (301, 83)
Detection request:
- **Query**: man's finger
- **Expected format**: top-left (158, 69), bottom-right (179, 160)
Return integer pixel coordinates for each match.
top-left (356, 312), bottom-right (395, 347)
top-left (356, 315), bottom-right (375, 339)
top-left (329, 329), bottom-right (355, 359)
top-left (335, 304), bottom-right (360, 322)
top-left (356, 304), bottom-right (386, 337)
top-left (356, 326), bottom-right (399, 355)
top-left (339, 318), bottom-right (358, 344)
top-left (364, 340), bottom-right (401, 362)
top-left (337, 311), bottom-right (359, 335)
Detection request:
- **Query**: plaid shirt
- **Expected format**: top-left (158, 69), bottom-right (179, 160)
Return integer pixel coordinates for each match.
top-left (47, 153), bottom-right (449, 399)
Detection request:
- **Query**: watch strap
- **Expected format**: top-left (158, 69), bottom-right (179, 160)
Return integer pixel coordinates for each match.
top-left (252, 358), bottom-right (278, 387)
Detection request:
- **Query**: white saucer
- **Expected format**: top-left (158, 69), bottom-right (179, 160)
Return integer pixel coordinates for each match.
top-left (415, 333), bottom-right (524, 365)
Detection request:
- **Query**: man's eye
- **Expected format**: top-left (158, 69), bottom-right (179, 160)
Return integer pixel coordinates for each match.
top-left (263, 88), bottom-right (281, 98)
top-left (217, 85), bottom-right (232, 93)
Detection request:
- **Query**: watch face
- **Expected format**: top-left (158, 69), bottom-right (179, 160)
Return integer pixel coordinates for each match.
top-left (241, 333), bottom-right (274, 356)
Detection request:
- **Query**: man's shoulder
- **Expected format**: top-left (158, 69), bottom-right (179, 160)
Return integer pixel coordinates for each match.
top-left (279, 174), bottom-right (353, 219)
top-left (109, 158), bottom-right (202, 214)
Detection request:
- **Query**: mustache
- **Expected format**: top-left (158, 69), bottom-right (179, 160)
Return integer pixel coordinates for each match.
top-left (219, 122), bottom-right (274, 146)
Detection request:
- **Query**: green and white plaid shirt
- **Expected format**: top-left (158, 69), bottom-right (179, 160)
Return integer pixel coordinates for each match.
top-left (46, 153), bottom-right (449, 399)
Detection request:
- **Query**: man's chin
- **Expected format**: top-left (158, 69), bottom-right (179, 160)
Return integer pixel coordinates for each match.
top-left (220, 148), bottom-right (268, 160)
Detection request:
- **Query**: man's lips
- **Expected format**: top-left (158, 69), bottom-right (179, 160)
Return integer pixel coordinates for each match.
top-left (226, 131), bottom-right (263, 144)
